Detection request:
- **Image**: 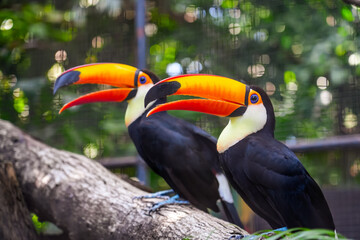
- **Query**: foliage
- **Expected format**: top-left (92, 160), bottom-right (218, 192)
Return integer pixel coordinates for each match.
top-left (31, 213), bottom-right (63, 235)
top-left (31, 213), bottom-right (48, 233)
top-left (242, 228), bottom-right (347, 240)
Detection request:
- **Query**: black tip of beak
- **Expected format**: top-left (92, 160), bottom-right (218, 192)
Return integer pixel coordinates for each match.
top-left (144, 81), bottom-right (181, 107)
top-left (53, 71), bottom-right (81, 95)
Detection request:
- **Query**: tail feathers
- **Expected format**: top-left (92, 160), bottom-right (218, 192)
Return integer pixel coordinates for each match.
top-left (221, 200), bottom-right (244, 228)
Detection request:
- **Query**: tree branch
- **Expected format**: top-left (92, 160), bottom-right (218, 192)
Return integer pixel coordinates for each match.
top-left (0, 119), bottom-right (247, 240)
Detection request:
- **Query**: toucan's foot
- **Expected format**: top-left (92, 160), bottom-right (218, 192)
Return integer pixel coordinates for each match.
top-left (229, 227), bottom-right (287, 240)
top-left (228, 234), bottom-right (246, 240)
top-left (147, 194), bottom-right (189, 214)
top-left (264, 227), bottom-right (287, 236)
top-left (273, 227), bottom-right (287, 232)
top-left (133, 189), bottom-right (174, 200)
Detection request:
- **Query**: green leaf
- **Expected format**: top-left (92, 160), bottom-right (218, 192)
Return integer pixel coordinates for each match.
top-left (341, 7), bottom-right (354, 22)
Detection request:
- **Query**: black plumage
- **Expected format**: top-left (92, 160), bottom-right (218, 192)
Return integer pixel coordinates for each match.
top-left (129, 105), bottom-right (221, 211)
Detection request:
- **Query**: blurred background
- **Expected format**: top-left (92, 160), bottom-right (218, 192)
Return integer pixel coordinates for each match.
top-left (1, 0), bottom-right (360, 238)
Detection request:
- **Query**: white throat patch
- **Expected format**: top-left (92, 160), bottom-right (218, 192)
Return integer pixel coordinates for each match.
top-left (125, 84), bottom-right (155, 127)
top-left (217, 104), bottom-right (267, 153)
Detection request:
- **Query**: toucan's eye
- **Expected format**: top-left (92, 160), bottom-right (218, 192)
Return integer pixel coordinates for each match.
top-left (250, 94), bottom-right (259, 104)
top-left (139, 76), bottom-right (147, 84)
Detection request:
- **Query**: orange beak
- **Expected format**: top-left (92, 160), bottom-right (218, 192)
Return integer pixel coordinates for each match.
top-left (53, 63), bottom-right (150, 114)
top-left (145, 74), bottom-right (257, 117)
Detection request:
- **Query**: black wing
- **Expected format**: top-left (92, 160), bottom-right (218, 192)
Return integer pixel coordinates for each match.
top-left (227, 135), bottom-right (334, 229)
top-left (136, 113), bottom-right (221, 211)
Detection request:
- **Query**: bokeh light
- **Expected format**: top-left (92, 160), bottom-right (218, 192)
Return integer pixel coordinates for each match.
top-left (12, 88), bottom-right (29, 122)
top-left (166, 62), bottom-right (183, 77)
top-left (316, 76), bottom-right (329, 90)
top-left (55, 50), bottom-right (67, 62)
top-left (275, 24), bottom-right (285, 32)
top-left (291, 43), bottom-right (303, 56)
top-left (326, 15), bottom-right (336, 26)
top-left (145, 23), bottom-right (158, 37)
top-left (320, 90), bottom-right (332, 106)
top-left (1, 19), bottom-right (13, 30)
top-left (209, 7), bottom-right (223, 18)
top-left (83, 143), bottom-right (98, 159)
top-left (265, 82), bottom-right (276, 96)
top-left (259, 54), bottom-right (270, 64)
top-left (253, 30), bottom-right (268, 42)
top-left (286, 82), bottom-right (298, 92)
top-left (348, 53), bottom-right (360, 66)
top-left (344, 109), bottom-right (358, 129)
top-left (92, 36), bottom-right (104, 48)
top-left (79, 0), bottom-right (99, 8)
top-left (184, 5), bottom-right (197, 23)
top-left (247, 64), bottom-right (265, 78)
top-left (47, 63), bottom-right (64, 82)
top-left (229, 9), bottom-right (241, 18)
top-left (186, 61), bottom-right (203, 74)
top-left (229, 23), bottom-right (241, 35)
top-left (350, 160), bottom-right (360, 177)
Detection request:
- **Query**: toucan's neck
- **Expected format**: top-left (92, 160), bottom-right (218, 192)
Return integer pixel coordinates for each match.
top-left (125, 84), bottom-right (154, 127)
top-left (125, 84), bottom-right (167, 127)
top-left (217, 104), bottom-right (268, 153)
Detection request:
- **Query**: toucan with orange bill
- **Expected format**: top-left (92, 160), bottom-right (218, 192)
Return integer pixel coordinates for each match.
top-left (53, 63), bottom-right (243, 227)
top-left (145, 74), bottom-right (335, 230)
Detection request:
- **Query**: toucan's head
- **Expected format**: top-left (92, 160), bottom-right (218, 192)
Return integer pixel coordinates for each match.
top-left (53, 63), bottom-right (161, 126)
top-left (145, 74), bottom-right (275, 152)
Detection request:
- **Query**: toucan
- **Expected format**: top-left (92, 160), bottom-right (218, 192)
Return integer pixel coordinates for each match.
top-left (144, 74), bottom-right (335, 230)
top-left (53, 63), bottom-right (243, 227)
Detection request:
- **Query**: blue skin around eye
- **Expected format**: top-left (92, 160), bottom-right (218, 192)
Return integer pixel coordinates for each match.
top-left (250, 94), bottom-right (258, 104)
top-left (140, 76), bottom-right (146, 84)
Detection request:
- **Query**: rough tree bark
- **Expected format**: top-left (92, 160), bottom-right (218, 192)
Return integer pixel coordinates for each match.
top-left (0, 162), bottom-right (39, 240)
top-left (0, 119), bottom-right (247, 240)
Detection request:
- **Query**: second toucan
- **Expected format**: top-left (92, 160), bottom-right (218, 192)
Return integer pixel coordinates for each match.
top-left (145, 74), bottom-right (335, 230)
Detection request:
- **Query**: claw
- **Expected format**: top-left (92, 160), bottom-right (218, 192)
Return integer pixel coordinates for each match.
top-left (147, 194), bottom-right (189, 214)
top-left (133, 189), bottom-right (174, 201)
top-left (273, 227), bottom-right (287, 232)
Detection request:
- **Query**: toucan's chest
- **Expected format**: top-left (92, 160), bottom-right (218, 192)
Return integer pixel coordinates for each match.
top-left (219, 132), bottom-right (273, 163)
top-left (219, 138), bottom-right (248, 171)
top-left (127, 113), bottom-right (165, 174)
top-left (127, 110), bottom-right (175, 158)
top-left (218, 132), bottom-right (270, 183)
